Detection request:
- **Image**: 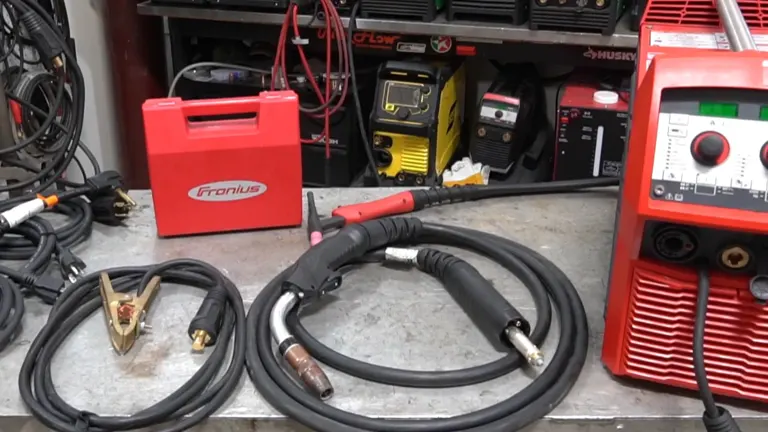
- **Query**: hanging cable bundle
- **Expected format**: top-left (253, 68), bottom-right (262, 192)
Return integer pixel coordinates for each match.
top-left (272, 0), bottom-right (350, 186)
top-left (0, 1), bottom-right (136, 329)
top-left (0, 0), bottom-right (90, 200)
top-left (18, 259), bottom-right (247, 432)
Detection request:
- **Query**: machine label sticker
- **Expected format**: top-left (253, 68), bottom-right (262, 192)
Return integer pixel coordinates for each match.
top-left (456, 37), bottom-right (503, 44)
top-left (317, 29), bottom-right (400, 50)
top-left (188, 181), bottom-right (267, 202)
top-left (582, 47), bottom-right (636, 62)
top-left (650, 30), bottom-right (768, 51)
top-left (310, 134), bottom-right (339, 145)
top-left (397, 42), bottom-right (426, 54)
top-left (430, 36), bottom-right (453, 53)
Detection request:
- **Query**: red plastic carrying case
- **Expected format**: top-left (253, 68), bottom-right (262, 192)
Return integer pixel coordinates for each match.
top-left (142, 92), bottom-right (302, 237)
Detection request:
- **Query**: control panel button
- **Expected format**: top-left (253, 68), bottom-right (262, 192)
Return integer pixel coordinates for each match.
top-left (668, 126), bottom-right (687, 138)
top-left (669, 114), bottom-right (689, 125)
top-left (690, 132), bottom-right (730, 166)
top-left (495, 110), bottom-right (503, 119)
top-left (761, 142), bottom-right (768, 169)
top-left (732, 178), bottom-right (751, 189)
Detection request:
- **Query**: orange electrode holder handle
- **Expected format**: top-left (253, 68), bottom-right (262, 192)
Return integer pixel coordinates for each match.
top-left (332, 191), bottom-right (416, 224)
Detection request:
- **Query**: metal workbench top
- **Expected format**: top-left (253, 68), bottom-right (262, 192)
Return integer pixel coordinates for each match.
top-left (136, 2), bottom-right (638, 49)
top-left (0, 189), bottom-right (764, 432)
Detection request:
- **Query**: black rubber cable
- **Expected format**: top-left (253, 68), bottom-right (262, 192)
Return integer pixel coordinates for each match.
top-left (0, 199), bottom-right (92, 260)
top-left (246, 221), bottom-right (588, 432)
top-left (18, 259), bottom-right (246, 432)
top-left (0, 276), bottom-right (24, 352)
top-left (694, 267), bottom-right (742, 432)
top-left (694, 267), bottom-right (719, 417)
top-left (347, 2), bottom-right (381, 186)
top-left (2, 0), bottom-right (87, 203)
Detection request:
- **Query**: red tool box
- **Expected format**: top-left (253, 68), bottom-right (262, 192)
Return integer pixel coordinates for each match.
top-left (142, 92), bottom-right (302, 237)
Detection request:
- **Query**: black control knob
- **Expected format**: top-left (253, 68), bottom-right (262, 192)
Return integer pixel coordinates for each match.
top-left (495, 110), bottom-right (503, 119)
top-left (691, 132), bottom-right (729, 166)
top-left (397, 108), bottom-right (410, 120)
top-left (761, 142), bottom-right (768, 169)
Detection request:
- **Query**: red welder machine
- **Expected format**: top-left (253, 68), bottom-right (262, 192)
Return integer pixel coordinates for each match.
top-left (142, 92), bottom-right (303, 237)
top-left (603, 0), bottom-right (768, 430)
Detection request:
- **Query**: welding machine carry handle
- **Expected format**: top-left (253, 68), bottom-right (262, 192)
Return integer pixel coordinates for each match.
top-left (179, 97), bottom-right (262, 119)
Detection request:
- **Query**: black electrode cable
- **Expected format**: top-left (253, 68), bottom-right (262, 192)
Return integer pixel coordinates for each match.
top-left (0, 275), bottom-right (24, 352)
top-left (18, 259), bottom-right (247, 432)
top-left (347, 2), bottom-right (382, 186)
top-left (246, 218), bottom-right (588, 432)
top-left (694, 267), bottom-right (741, 432)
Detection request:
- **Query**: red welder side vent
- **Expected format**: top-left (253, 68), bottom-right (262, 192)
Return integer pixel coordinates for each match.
top-left (643, 0), bottom-right (768, 28)
top-left (621, 264), bottom-right (768, 402)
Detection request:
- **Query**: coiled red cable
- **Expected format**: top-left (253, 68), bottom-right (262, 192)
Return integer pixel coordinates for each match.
top-left (272, 0), bottom-right (350, 165)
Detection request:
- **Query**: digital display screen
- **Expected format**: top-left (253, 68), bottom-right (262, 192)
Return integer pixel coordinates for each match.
top-left (760, 106), bottom-right (768, 121)
top-left (698, 102), bottom-right (738, 118)
top-left (386, 83), bottom-right (420, 107)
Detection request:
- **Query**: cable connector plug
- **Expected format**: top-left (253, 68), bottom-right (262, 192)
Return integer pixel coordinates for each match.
top-left (84, 170), bottom-right (136, 224)
top-left (58, 249), bottom-right (86, 284)
top-left (85, 171), bottom-right (132, 201)
top-left (187, 288), bottom-right (227, 353)
top-left (89, 193), bottom-right (133, 226)
top-left (19, 11), bottom-right (64, 68)
top-left (416, 248), bottom-right (545, 367)
top-left (31, 275), bottom-right (65, 305)
top-left (0, 196), bottom-right (55, 234)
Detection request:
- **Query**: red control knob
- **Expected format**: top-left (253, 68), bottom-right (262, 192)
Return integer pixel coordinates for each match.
top-left (691, 132), bottom-right (729, 166)
top-left (761, 142), bottom-right (768, 169)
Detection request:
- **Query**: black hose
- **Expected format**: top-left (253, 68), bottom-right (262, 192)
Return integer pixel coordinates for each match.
top-left (246, 218), bottom-right (588, 432)
top-left (0, 198), bottom-right (92, 263)
top-left (18, 259), bottom-right (247, 432)
top-left (694, 267), bottom-right (741, 432)
top-left (0, 276), bottom-right (24, 352)
top-left (347, 2), bottom-right (382, 186)
top-left (694, 267), bottom-right (718, 417)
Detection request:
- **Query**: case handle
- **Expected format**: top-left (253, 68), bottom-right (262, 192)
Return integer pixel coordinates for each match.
top-left (179, 97), bottom-right (261, 119)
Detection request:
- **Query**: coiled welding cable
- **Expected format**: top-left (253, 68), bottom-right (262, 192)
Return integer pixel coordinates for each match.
top-left (18, 259), bottom-right (246, 432)
top-left (0, 276), bottom-right (24, 352)
top-left (246, 217), bottom-right (588, 432)
top-left (0, 198), bottom-right (91, 266)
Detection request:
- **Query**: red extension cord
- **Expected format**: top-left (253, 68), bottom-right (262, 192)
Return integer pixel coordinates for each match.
top-left (272, 1), bottom-right (350, 184)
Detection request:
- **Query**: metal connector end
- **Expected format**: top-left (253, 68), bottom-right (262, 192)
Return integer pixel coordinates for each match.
top-left (506, 327), bottom-right (545, 367)
top-left (66, 271), bottom-right (79, 285)
top-left (191, 329), bottom-right (210, 353)
top-left (116, 188), bottom-right (137, 208)
top-left (53, 56), bottom-right (64, 69)
top-left (284, 344), bottom-right (334, 400)
top-left (384, 247), bottom-right (419, 265)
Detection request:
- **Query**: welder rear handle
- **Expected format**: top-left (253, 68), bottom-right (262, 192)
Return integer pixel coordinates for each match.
top-left (716, 0), bottom-right (756, 51)
top-left (381, 61), bottom-right (435, 79)
top-left (179, 97), bottom-right (261, 118)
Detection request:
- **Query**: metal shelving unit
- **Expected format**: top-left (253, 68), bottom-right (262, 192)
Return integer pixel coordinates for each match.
top-left (136, 2), bottom-right (638, 49)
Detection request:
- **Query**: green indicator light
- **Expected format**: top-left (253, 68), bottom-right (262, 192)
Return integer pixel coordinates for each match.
top-left (760, 106), bottom-right (768, 121)
top-left (699, 102), bottom-right (738, 118)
